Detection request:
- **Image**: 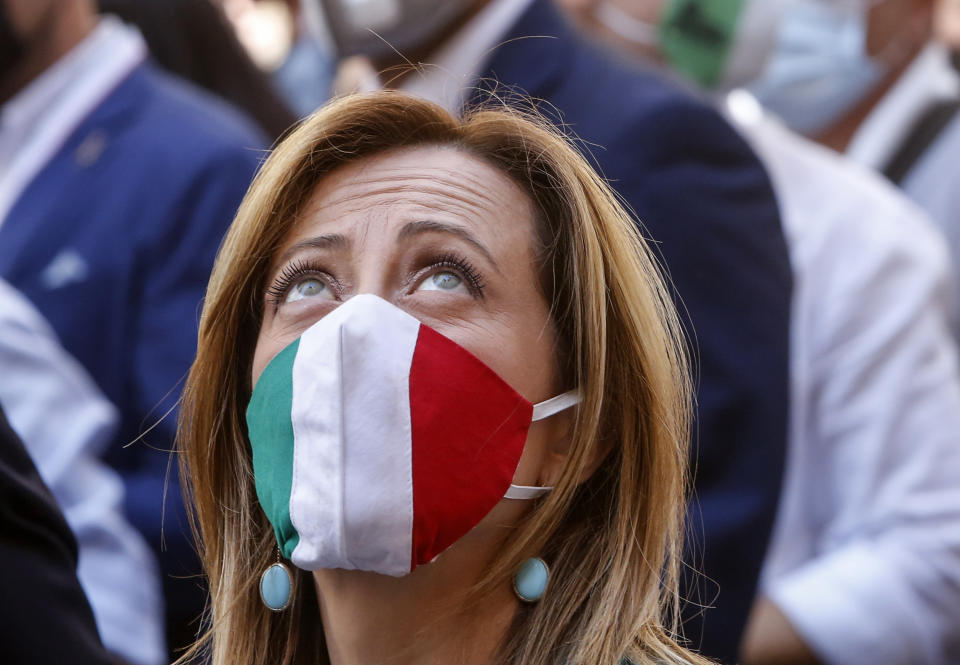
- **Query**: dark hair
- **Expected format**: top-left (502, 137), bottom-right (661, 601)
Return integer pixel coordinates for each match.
top-left (98, 0), bottom-right (298, 141)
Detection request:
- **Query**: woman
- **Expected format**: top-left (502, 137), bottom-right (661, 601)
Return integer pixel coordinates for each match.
top-left (178, 91), bottom-right (709, 665)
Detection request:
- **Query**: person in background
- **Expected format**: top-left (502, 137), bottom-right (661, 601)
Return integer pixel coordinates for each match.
top-left (0, 404), bottom-right (114, 665)
top-left (558, 1), bottom-right (960, 664)
top-left (0, 0), bottom-right (267, 657)
top-left (263, 0), bottom-right (337, 118)
top-left (0, 279), bottom-right (165, 665)
top-left (312, 0), bottom-right (794, 661)
top-left (97, 0), bottom-right (298, 142)
top-left (750, 0), bottom-right (960, 335)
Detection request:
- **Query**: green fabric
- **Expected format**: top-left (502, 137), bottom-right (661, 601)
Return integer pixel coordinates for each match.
top-left (660, 0), bottom-right (747, 87)
top-left (246, 337), bottom-right (301, 558)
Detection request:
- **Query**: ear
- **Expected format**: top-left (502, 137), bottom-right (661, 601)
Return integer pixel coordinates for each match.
top-left (536, 408), bottom-right (609, 487)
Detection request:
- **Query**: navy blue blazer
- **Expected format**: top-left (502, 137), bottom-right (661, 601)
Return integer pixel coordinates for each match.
top-left (0, 61), bottom-right (266, 647)
top-left (475, 3), bottom-right (792, 660)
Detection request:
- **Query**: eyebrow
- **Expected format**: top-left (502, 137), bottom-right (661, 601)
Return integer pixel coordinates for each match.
top-left (398, 219), bottom-right (499, 271)
top-left (276, 233), bottom-right (350, 265)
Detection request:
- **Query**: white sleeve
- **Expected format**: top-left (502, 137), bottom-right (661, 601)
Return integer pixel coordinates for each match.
top-left (0, 280), bottom-right (166, 665)
top-left (767, 198), bottom-right (960, 665)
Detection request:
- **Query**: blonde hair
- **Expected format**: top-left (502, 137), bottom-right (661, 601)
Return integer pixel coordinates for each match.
top-left (178, 91), bottom-right (709, 665)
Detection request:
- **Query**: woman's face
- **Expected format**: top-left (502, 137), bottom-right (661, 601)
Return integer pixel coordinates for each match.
top-left (252, 145), bottom-right (566, 493)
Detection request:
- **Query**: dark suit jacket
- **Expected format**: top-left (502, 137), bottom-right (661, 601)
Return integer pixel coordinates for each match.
top-left (0, 61), bottom-right (267, 650)
top-left (475, 3), bottom-right (792, 660)
top-left (0, 405), bottom-right (111, 665)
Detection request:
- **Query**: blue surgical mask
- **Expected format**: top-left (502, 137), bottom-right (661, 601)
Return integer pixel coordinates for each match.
top-left (748, 0), bottom-right (885, 136)
top-left (272, 36), bottom-right (335, 118)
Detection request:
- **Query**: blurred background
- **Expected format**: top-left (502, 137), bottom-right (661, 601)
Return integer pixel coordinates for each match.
top-left (1, 1), bottom-right (959, 664)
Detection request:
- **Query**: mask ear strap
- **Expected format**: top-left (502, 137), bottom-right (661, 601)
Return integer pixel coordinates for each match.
top-left (506, 391), bottom-right (580, 501)
top-left (531, 390), bottom-right (581, 422)
top-left (504, 484), bottom-right (552, 500)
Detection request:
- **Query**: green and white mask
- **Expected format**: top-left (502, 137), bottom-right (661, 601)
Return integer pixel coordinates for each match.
top-left (594, 0), bottom-right (786, 90)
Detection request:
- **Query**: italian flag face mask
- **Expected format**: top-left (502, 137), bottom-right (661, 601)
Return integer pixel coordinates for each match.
top-left (246, 294), bottom-right (580, 577)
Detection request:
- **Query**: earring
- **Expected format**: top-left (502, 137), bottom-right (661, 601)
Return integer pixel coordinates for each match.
top-left (513, 557), bottom-right (549, 603)
top-left (260, 550), bottom-right (294, 611)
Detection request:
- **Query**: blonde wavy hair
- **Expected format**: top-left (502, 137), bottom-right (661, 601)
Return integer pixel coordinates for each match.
top-left (178, 91), bottom-right (709, 665)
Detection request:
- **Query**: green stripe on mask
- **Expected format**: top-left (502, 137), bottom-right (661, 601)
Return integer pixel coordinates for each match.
top-left (660, 0), bottom-right (747, 87)
top-left (247, 337), bottom-right (301, 559)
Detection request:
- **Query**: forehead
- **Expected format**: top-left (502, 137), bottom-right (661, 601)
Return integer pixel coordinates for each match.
top-left (294, 146), bottom-right (535, 235)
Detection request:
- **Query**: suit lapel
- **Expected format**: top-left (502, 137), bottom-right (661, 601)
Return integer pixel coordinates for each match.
top-left (0, 64), bottom-right (149, 282)
top-left (75, 61), bottom-right (148, 133)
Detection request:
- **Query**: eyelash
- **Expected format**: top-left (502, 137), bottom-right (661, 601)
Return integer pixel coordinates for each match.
top-left (265, 259), bottom-right (337, 309)
top-left (265, 252), bottom-right (487, 308)
top-left (425, 252), bottom-right (487, 295)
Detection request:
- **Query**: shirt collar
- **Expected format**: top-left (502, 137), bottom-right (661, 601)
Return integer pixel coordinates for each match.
top-left (0, 16), bottom-right (146, 226)
top-left (398, 0), bottom-right (535, 114)
top-left (846, 42), bottom-right (960, 169)
top-left (2, 16), bottom-right (146, 141)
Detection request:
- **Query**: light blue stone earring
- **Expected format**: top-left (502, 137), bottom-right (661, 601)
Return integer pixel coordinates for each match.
top-left (260, 550), bottom-right (294, 611)
top-left (513, 557), bottom-right (549, 603)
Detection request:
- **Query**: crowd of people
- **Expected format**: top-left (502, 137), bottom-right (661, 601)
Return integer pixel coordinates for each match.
top-left (0, 1), bottom-right (958, 664)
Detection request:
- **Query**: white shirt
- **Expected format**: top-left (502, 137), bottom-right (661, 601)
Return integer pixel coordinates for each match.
top-left (846, 44), bottom-right (960, 338)
top-left (726, 91), bottom-right (960, 665)
top-left (846, 42), bottom-right (960, 171)
top-left (898, 112), bottom-right (960, 321)
top-left (0, 16), bottom-right (146, 227)
top-left (0, 280), bottom-right (166, 665)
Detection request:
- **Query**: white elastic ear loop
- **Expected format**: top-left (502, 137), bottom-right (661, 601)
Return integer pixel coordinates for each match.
top-left (531, 389), bottom-right (581, 422)
top-left (504, 485), bottom-right (551, 500)
top-left (504, 390), bottom-right (581, 500)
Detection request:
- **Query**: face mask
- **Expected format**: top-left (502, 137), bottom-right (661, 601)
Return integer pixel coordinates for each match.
top-left (593, 0), bottom-right (784, 90)
top-left (273, 37), bottom-right (336, 117)
top-left (748, 0), bottom-right (885, 135)
top-left (315, 0), bottom-right (475, 59)
top-left (246, 294), bottom-right (580, 577)
top-left (272, 0), bottom-right (337, 117)
top-left (0, 4), bottom-right (26, 79)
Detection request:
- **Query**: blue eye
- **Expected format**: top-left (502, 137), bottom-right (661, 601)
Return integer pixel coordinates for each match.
top-left (417, 271), bottom-right (465, 293)
top-left (285, 277), bottom-right (332, 303)
top-left (266, 259), bottom-right (341, 310)
top-left (433, 272), bottom-right (462, 290)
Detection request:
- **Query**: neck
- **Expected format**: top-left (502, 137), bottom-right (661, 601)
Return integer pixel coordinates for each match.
top-left (816, 25), bottom-right (930, 153)
top-left (374, 0), bottom-right (491, 89)
top-left (313, 537), bottom-right (519, 665)
top-left (0, 2), bottom-right (96, 104)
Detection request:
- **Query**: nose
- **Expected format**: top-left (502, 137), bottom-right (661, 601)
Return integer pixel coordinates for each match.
top-left (344, 229), bottom-right (396, 303)
top-left (350, 280), bottom-right (393, 302)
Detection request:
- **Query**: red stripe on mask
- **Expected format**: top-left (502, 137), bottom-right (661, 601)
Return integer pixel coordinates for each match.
top-left (408, 324), bottom-right (533, 570)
